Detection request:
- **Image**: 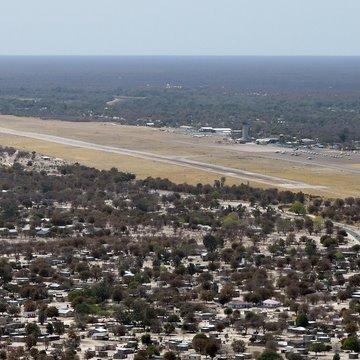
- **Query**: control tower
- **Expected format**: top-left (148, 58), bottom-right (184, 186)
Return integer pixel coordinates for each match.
top-left (242, 122), bottom-right (250, 142)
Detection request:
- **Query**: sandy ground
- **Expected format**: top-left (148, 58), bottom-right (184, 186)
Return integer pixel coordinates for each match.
top-left (0, 115), bottom-right (359, 198)
top-left (0, 126), bottom-right (326, 190)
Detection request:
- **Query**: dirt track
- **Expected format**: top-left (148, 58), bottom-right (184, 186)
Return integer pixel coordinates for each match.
top-left (0, 127), bottom-right (324, 190)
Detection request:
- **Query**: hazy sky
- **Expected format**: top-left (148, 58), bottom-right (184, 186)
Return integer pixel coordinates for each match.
top-left (1, 0), bottom-right (359, 56)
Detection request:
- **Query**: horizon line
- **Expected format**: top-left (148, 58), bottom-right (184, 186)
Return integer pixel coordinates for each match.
top-left (0, 54), bottom-right (360, 58)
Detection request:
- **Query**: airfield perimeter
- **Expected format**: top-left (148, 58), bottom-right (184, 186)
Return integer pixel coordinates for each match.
top-left (0, 115), bottom-right (359, 199)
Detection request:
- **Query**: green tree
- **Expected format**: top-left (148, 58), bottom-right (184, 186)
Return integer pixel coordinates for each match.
top-left (289, 201), bottom-right (306, 216)
top-left (168, 314), bottom-right (180, 323)
top-left (192, 333), bottom-right (208, 354)
top-left (38, 307), bottom-right (47, 325)
top-left (232, 339), bottom-right (247, 353)
top-left (64, 327), bottom-right (81, 356)
top-left (257, 349), bottom-right (283, 360)
top-left (46, 323), bottom-right (54, 335)
top-left (91, 281), bottom-right (111, 303)
top-left (244, 311), bottom-right (265, 334)
top-left (342, 335), bottom-right (360, 352)
top-left (25, 334), bottom-right (37, 350)
top-left (285, 353), bottom-right (302, 360)
top-left (345, 322), bottom-right (359, 335)
top-left (141, 334), bottom-right (152, 345)
top-left (53, 320), bottom-right (65, 335)
top-left (46, 306), bottom-right (59, 318)
top-left (146, 344), bottom-right (160, 357)
top-left (218, 283), bottom-right (235, 305)
top-left (24, 300), bottom-right (37, 312)
top-left (25, 322), bottom-right (41, 338)
top-left (1, 199), bottom-right (18, 220)
top-left (164, 322), bottom-right (175, 334)
top-left (308, 342), bottom-right (331, 355)
top-left (0, 258), bottom-right (13, 284)
top-left (112, 285), bottom-right (123, 303)
top-left (163, 351), bottom-right (177, 360)
top-left (205, 337), bottom-right (221, 359)
top-left (0, 302), bottom-right (7, 314)
top-left (134, 350), bottom-right (148, 360)
top-left (223, 212), bottom-right (240, 227)
top-left (8, 305), bottom-right (20, 317)
top-left (224, 307), bottom-right (233, 316)
top-left (295, 312), bottom-right (309, 327)
top-left (203, 234), bottom-right (218, 253)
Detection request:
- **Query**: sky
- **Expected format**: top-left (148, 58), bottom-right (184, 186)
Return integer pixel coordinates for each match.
top-left (0, 0), bottom-right (359, 56)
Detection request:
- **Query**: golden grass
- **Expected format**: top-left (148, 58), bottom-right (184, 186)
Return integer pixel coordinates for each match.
top-left (0, 115), bottom-right (210, 156)
top-left (0, 115), bottom-right (359, 198)
top-left (189, 154), bottom-right (360, 196)
top-left (0, 133), bottom-right (258, 187)
top-left (195, 154), bottom-right (352, 185)
top-left (0, 131), bottom-right (289, 192)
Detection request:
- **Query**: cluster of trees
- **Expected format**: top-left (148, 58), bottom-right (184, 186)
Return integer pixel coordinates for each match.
top-left (1, 78), bottom-right (360, 143)
top-left (192, 333), bottom-right (221, 359)
top-left (308, 196), bottom-right (360, 224)
top-left (0, 147), bottom-right (359, 358)
top-left (2, 53), bottom-right (360, 145)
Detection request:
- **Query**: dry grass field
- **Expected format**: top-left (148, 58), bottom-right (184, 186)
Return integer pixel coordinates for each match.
top-left (0, 115), bottom-right (359, 198)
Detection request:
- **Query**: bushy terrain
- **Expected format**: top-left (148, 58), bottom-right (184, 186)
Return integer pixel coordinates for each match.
top-left (0, 56), bottom-right (360, 144)
top-left (0, 147), bottom-right (359, 359)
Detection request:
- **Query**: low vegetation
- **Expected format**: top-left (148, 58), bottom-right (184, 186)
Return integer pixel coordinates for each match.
top-left (0, 146), bottom-right (358, 359)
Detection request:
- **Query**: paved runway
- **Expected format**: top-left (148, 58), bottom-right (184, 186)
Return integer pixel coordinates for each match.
top-left (0, 127), bottom-right (325, 190)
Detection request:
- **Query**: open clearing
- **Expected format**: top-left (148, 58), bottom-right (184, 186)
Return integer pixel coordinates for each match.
top-left (0, 115), bottom-right (359, 198)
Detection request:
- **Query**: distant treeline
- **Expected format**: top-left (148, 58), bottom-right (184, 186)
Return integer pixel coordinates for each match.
top-left (1, 56), bottom-right (360, 143)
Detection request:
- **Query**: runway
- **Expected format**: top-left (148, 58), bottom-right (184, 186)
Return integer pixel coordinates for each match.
top-left (0, 127), bottom-right (325, 190)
